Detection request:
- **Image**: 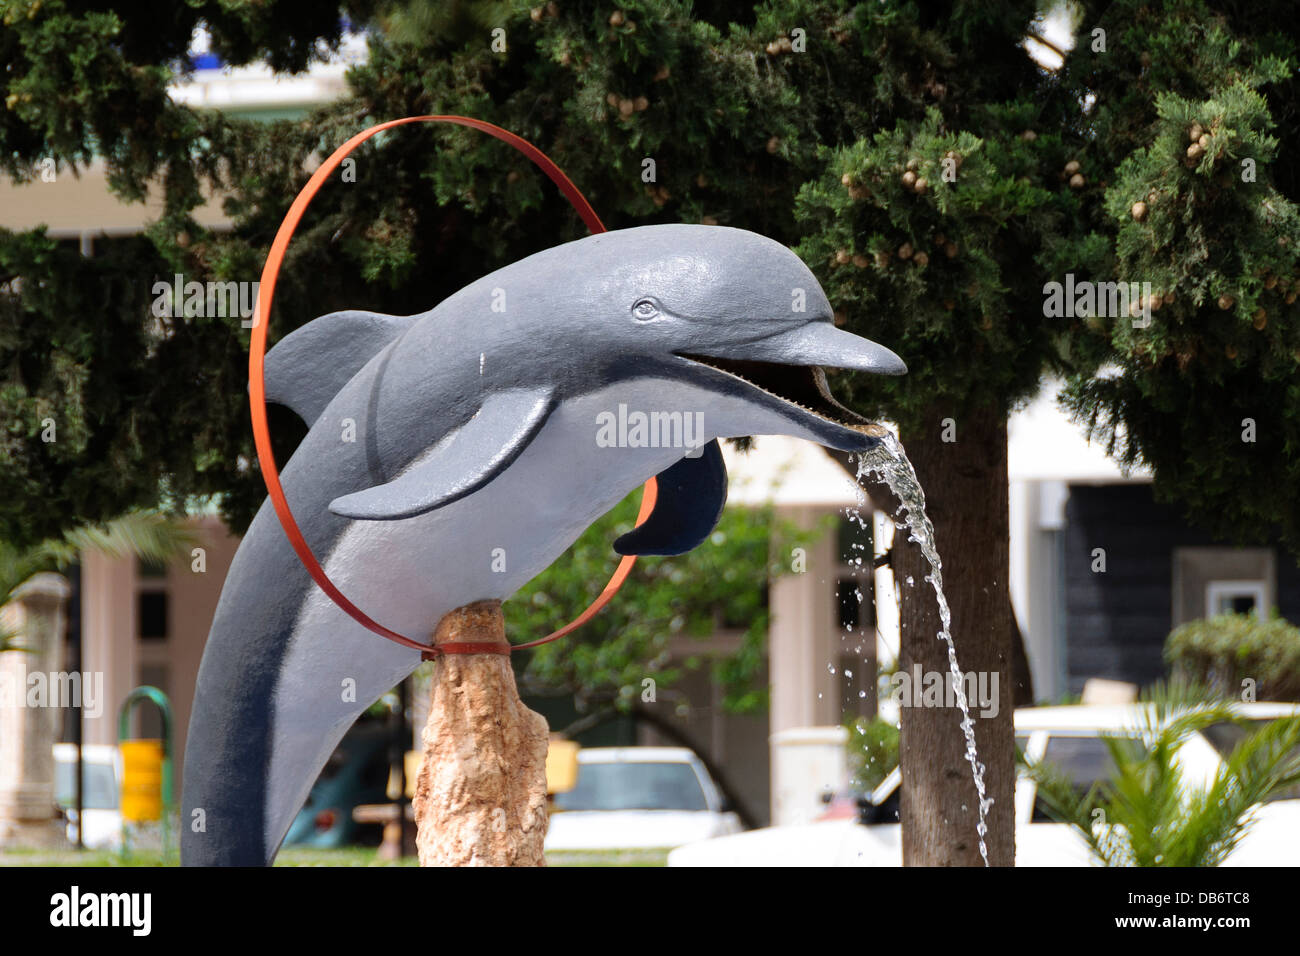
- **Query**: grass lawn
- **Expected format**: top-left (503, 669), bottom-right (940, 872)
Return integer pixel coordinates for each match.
top-left (0, 846), bottom-right (667, 867)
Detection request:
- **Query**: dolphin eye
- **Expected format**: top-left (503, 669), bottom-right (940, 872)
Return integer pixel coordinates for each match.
top-left (631, 298), bottom-right (660, 321)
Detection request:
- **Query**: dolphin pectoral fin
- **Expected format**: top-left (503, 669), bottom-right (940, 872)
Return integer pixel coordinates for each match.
top-left (328, 388), bottom-right (555, 520)
top-left (264, 310), bottom-right (415, 425)
top-left (613, 440), bottom-right (728, 556)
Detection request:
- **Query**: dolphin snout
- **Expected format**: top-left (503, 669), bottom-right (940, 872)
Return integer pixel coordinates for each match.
top-left (690, 321), bottom-right (907, 376)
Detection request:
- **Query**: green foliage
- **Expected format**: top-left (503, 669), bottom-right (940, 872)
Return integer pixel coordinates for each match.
top-left (1165, 612), bottom-right (1300, 702)
top-left (0, 0), bottom-right (383, 545)
top-left (1025, 682), bottom-right (1300, 866)
top-left (794, 103), bottom-right (1066, 428)
top-left (1056, 1), bottom-right (1300, 549)
top-left (507, 486), bottom-right (827, 717)
top-left (0, 0), bottom-right (379, 188)
top-left (846, 713), bottom-right (900, 791)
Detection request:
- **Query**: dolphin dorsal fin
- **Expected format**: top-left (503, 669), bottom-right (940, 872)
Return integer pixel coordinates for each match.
top-left (613, 440), bottom-right (728, 556)
top-left (264, 310), bottom-right (414, 426)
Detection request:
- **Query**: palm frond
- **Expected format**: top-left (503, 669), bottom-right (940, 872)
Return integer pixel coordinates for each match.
top-left (1026, 690), bottom-right (1300, 867)
top-left (1183, 715), bottom-right (1300, 867)
top-left (0, 510), bottom-right (198, 627)
top-left (0, 622), bottom-right (26, 654)
top-left (1022, 754), bottom-right (1118, 862)
top-left (58, 510), bottom-right (199, 565)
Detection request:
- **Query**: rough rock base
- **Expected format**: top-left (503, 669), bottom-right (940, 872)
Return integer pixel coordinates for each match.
top-left (412, 600), bottom-right (550, 866)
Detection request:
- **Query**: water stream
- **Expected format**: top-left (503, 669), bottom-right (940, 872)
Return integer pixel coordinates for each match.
top-left (853, 429), bottom-right (991, 866)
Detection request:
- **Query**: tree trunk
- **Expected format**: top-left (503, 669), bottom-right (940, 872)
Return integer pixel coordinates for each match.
top-left (889, 405), bottom-right (1016, 866)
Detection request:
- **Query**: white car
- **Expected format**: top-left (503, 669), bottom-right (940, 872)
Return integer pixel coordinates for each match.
top-left (53, 743), bottom-right (123, 849)
top-left (668, 702), bottom-right (1300, 866)
top-left (544, 746), bottom-right (743, 852)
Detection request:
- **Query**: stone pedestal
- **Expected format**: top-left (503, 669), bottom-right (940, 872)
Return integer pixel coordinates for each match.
top-left (412, 600), bottom-right (550, 866)
top-left (0, 573), bottom-right (72, 848)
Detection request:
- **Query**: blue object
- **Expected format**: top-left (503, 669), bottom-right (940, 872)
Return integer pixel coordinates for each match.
top-left (282, 721), bottom-right (391, 849)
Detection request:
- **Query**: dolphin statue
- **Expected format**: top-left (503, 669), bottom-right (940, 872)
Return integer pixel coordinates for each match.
top-left (180, 223), bottom-right (905, 865)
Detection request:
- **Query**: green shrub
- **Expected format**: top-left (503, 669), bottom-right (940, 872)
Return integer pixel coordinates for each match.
top-left (1165, 613), bottom-right (1300, 702)
top-left (846, 715), bottom-right (900, 793)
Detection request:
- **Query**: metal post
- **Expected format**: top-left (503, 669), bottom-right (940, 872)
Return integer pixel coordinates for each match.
top-left (74, 232), bottom-right (92, 851)
top-left (68, 563), bottom-right (84, 850)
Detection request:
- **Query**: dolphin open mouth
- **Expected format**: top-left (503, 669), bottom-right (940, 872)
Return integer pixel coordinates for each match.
top-left (675, 352), bottom-right (874, 429)
top-left (672, 320), bottom-right (904, 437)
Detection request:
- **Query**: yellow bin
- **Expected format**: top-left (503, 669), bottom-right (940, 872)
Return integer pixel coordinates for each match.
top-left (546, 739), bottom-right (580, 795)
top-left (119, 740), bottom-right (164, 822)
top-left (404, 750), bottom-right (421, 800)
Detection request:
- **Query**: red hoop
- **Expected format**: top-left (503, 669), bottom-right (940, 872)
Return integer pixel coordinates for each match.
top-left (249, 115), bottom-right (656, 657)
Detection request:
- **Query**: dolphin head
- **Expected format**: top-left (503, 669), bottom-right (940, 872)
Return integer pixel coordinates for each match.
top-left (553, 224), bottom-right (905, 451)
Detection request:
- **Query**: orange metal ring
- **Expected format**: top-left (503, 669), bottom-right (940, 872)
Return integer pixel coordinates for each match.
top-left (249, 115), bottom-right (656, 655)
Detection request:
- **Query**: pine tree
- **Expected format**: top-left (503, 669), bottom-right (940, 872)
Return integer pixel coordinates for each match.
top-left (1053, 3), bottom-right (1300, 551)
top-left (0, 0), bottom-right (379, 544)
top-left (5, 0), bottom-right (1300, 866)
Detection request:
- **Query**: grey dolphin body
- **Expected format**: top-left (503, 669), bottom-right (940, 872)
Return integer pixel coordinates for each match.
top-left (181, 224), bottom-right (905, 866)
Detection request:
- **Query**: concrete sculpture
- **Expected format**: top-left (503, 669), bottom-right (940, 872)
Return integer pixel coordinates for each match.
top-left (181, 223), bottom-right (905, 865)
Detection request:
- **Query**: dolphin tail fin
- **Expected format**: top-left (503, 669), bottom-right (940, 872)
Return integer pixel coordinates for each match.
top-left (614, 439), bottom-right (728, 556)
top-left (264, 309), bottom-right (415, 426)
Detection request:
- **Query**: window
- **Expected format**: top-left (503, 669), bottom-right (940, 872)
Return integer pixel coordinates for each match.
top-left (1202, 721), bottom-right (1300, 802)
top-left (1041, 735), bottom-right (1118, 786)
top-left (138, 592), bottom-right (168, 639)
top-left (137, 557), bottom-right (168, 640)
top-left (554, 761), bottom-right (709, 812)
top-left (835, 517), bottom-right (877, 633)
top-left (1173, 547), bottom-right (1275, 626)
top-left (864, 785), bottom-right (900, 824)
top-left (836, 517), bottom-right (878, 718)
top-left (1030, 733), bottom-right (1143, 821)
top-left (837, 579), bottom-right (864, 631)
top-left (54, 758), bottom-right (118, 810)
top-left (1205, 581), bottom-right (1266, 618)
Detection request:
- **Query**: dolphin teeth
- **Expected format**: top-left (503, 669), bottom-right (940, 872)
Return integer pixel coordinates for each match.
top-left (675, 352), bottom-right (870, 430)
